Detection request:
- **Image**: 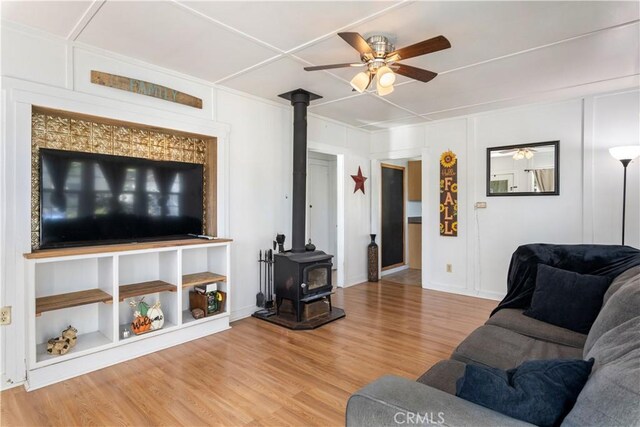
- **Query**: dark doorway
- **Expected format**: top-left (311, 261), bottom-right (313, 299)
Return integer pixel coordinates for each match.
top-left (381, 163), bottom-right (405, 270)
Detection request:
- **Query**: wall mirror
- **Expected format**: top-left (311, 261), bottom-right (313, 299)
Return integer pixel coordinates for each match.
top-left (486, 141), bottom-right (559, 196)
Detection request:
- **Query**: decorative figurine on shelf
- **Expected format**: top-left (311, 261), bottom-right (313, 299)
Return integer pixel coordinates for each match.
top-left (191, 308), bottom-right (205, 319)
top-left (46, 325), bottom-right (78, 355)
top-left (61, 325), bottom-right (78, 348)
top-left (130, 297), bottom-right (152, 335)
top-left (147, 301), bottom-right (164, 331)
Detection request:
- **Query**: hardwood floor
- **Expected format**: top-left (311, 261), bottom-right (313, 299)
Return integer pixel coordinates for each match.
top-left (1, 281), bottom-right (496, 426)
top-left (381, 268), bottom-right (423, 286)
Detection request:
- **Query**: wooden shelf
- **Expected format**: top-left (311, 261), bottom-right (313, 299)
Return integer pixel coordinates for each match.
top-left (182, 272), bottom-right (226, 288)
top-left (24, 238), bottom-right (233, 260)
top-left (119, 280), bottom-right (177, 301)
top-left (36, 289), bottom-right (113, 316)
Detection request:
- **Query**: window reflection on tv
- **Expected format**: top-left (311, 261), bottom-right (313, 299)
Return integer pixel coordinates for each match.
top-left (39, 148), bottom-right (203, 249)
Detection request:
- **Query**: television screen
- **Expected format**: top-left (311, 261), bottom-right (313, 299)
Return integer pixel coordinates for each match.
top-left (39, 148), bottom-right (204, 249)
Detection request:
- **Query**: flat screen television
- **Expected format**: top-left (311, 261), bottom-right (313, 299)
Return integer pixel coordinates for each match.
top-left (39, 148), bottom-right (204, 249)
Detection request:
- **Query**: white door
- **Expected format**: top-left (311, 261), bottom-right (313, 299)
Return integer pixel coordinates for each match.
top-left (307, 158), bottom-right (336, 256)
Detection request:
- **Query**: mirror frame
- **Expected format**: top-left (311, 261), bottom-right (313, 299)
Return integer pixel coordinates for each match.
top-left (486, 140), bottom-right (560, 197)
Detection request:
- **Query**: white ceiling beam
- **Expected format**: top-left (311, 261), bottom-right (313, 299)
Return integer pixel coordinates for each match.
top-left (66, 0), bottom-right (106, 41)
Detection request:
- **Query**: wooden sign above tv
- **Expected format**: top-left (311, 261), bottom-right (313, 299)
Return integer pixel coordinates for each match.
top-left (90, 71), bottom-right (203, 109)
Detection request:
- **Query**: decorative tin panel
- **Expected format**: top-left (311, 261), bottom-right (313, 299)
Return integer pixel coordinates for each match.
top-left (31, 108), bottom-right (211, 249)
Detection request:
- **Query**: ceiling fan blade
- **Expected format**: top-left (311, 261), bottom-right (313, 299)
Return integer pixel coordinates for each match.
top-left (394, 64), bottom-right (438, 83)
top-left (304, 63), bottom-right (363, 71)
top-left (338, 32), bottom-right (374, 56)
top-left (388, 35), bottom-right (451, 61)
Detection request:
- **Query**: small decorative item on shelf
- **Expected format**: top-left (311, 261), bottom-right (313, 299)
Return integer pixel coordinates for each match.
top-left (368, 234), bottom-right (379, 282)
top-left (189, 289), bottom-right (226, 318)
top-left (46, 325), bottom-right (78, 356)
top-left (147, 301), bottom-right (164, 331)
top-left (129, 297), bottom-right (152, 335)
top-left (122, 329), bottom-right (131, 339)
top-left (191, 308), bottom-right (205, 319)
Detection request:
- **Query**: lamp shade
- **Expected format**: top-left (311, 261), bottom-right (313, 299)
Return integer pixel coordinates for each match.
top-left (376, 81), bottom-right (394, 96)
top-left (609, 146), bottom-right (640, 161)
top-left (350, 71), bottom-right (370, 93)
top-left (376, 66), bottom-right (396, 88)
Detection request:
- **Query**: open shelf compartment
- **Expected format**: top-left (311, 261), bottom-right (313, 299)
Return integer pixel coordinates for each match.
top-left (117, 250), bottom-right (179, 340)
top-left (34, 257), bottom-right (115, 363)
top-left (181, 245), bottom-right (229, 324)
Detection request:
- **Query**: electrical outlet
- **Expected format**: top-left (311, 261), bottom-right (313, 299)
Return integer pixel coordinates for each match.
top-left (0, 307), bottom-right (11, 325)
top-left (446, 264), bottom-right (452, 273)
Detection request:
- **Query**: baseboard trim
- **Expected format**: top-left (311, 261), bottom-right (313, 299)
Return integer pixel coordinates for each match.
top-left (423, 282), bottom-right (505, 301)
top-left (476, 290), bottom-right (506, 301)
top-left (381, 265), bottom-right (409, 276)
top-left (230, 304), bottom-right (258, 322)
top-left (343, 275), bottom-right (368, 288)
top-left (0, 379), bottom-right (26, 391)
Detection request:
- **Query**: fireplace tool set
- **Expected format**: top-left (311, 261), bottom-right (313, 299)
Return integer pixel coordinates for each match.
top-left (255, 249), bottom-right (275, 316)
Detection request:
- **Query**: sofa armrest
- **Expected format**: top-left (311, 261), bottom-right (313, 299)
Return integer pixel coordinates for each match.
top-left (346, 375), bottom-right (534, 427)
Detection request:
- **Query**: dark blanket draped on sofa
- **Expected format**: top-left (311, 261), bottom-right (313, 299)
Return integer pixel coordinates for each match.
top-left (491, 244), bottom-right (640, 316)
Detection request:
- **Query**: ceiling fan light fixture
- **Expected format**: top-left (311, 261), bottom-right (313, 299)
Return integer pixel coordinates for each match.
top-left (524, 149), bottom-right (534, 160)
top-left (513, 150), bottom-right (525, 160)
top-left (376, 81), bottom-right (394, 96)
top-left (350, 71), bottom-right (370, 93)
top-left (376, 65), bottom-right (396, 88)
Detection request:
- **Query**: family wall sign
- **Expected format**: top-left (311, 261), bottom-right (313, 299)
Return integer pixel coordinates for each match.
top-left (91, 70), bottom-right (203, 109)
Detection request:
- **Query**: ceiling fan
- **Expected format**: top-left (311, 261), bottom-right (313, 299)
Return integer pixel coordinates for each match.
top-left (304, 32), bottom-right (451, 96)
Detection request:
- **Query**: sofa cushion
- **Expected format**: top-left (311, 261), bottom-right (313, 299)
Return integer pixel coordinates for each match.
top-left (562, 317), bottom-right (640, 426)
top-left (456, 358), bottom-right (593, 427)
top-left (523, 264), bottom-right (612, 334)
top-left (452, 325), bottom-right (583, 370)
top-left (602, 266), bottom-right (640, 306)
top-left (416, 360), bottom-right (466, 395)
top-left (487, 308), bottom-right (586, 349)
top-left (584, 266), bottom-right (640, 356)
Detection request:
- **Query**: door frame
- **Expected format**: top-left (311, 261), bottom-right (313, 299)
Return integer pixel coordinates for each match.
top-left (306, 147), bottom-right (345, 288)
top-left (380, 162), bottom-right (406, 271)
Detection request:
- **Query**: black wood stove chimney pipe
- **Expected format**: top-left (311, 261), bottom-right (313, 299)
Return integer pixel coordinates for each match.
top-left (278, 89), bottom-right (322, 253)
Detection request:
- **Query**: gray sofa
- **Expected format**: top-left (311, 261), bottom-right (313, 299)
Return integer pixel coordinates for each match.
top-left (346, 266), bottom-right (640, 426)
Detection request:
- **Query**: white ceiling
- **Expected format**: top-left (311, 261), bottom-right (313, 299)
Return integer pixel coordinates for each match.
top-left (2, 1), bottom-right (639, 130)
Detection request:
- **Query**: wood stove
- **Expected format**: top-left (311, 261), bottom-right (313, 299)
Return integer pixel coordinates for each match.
top-left (269, 88), bottom-right (342, 325)
top-left (274, 251), bottom-right (333, 322)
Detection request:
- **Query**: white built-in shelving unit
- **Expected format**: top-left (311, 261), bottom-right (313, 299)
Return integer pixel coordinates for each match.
top-left (25, 239), bottom-right (232, 390)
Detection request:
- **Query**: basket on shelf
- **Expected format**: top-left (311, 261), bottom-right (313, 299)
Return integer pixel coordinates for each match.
top-left (189, 290), bottom-right (226, 318)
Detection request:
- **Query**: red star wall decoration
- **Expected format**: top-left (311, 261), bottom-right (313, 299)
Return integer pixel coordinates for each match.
top-left (351, 166), bottom-right (367, 194)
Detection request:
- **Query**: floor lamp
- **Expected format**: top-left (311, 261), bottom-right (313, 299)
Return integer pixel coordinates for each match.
top-left (609, 146), bottom-right (640, 245)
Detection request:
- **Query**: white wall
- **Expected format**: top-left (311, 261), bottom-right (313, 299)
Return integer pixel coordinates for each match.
top-left (308, 118), bottom-right (372, 286)
top-left (371, 91), bottom-right (640, 300)
top-left (0, 23), bottom-right (371, 388)
top-left (591, 91), bottom-right (640, 246)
